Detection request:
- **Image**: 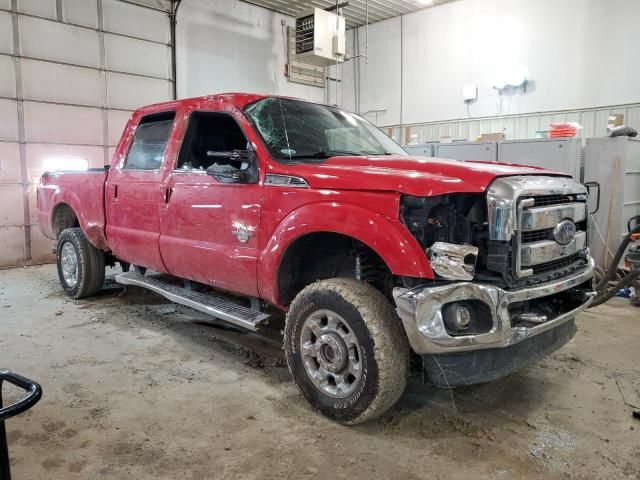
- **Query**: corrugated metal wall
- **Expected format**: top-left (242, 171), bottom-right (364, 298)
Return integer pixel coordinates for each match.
top-left (0, 0), bottom-right (172, 268)
top-left (392, 103), bottom-right (640, 145)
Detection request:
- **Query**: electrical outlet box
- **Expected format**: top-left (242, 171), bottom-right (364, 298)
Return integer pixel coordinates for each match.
top-left (462, 84), bottom-right (477, 102)
top-left (295, 8), bottom-right (346, 67)
top-left (333, 34), bottom-right (346, 57)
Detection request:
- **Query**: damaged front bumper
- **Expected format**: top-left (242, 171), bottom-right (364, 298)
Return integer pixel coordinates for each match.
top-left (393, 257), bottom-right (595, 357)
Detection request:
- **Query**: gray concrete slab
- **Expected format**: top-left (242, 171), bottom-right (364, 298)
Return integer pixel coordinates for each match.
top-left (0, 264), bottom-right (638, 479)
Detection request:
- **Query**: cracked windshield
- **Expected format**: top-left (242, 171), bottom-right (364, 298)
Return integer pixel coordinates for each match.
top-left (244, 97), bottom-right (407, 162)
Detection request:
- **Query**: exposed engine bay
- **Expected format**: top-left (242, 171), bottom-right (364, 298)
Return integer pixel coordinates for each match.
top-left (400, 193), bottom-right (494, 281)
top-left (400, 191), bottom-right (589, 289)
top-left (400, 193), bottom-right (487, 248)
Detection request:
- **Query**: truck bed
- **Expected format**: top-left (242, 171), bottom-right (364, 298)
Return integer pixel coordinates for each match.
top-left (37, 168), bottom-right (109, 250)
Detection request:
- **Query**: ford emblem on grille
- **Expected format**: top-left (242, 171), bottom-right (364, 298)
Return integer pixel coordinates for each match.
top-left (553, 219), bottom-right (577, 245)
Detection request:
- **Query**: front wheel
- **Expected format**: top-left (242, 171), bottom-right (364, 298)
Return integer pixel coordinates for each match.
top-left (284, 278), bottom-right (409, 424)
top-left (56, 227), bottom-right (105, 299)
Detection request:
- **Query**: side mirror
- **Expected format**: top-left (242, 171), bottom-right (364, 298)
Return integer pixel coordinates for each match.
top-left (205, 148), bottom-right (258, 184)
top-left (206, 167), bottom-right (248, 184)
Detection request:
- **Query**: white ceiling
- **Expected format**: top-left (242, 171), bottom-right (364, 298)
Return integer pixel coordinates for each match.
top-left (119, 0), bottom-right (456, 28)
top-left (242, 0), bottom-right (456, 28)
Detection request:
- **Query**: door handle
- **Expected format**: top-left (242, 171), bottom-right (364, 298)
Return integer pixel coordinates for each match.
top-left (163, 187), bottom-right (173, 204)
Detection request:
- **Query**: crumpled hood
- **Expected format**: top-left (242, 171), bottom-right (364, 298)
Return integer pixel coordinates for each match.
top-left (277, 155), bottom-right (568, 197)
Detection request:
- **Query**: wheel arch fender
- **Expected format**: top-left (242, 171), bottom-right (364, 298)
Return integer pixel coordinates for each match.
top-left (257, 201), bottom-right (434, 306)
top-left (50, 188), bottom-right (108, 250)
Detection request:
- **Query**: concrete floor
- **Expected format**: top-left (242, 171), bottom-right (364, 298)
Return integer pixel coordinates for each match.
top-left (0, 264), bottom-right (638, 479)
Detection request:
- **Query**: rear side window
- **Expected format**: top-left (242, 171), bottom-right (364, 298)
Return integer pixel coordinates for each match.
top-left (124, 111), bottom-right (175, 170)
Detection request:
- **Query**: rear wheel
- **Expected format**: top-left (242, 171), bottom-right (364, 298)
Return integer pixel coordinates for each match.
top-left (56, 227), bottom-right (105, 299)
top-left (284, 278), bottom-right (409, 424)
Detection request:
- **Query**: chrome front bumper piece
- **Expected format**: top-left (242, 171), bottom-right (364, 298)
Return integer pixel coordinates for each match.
top-left (392, 257), bottom-right (595, 355)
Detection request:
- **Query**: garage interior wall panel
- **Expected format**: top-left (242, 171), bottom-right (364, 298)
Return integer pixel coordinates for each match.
top-left (0, 143), bottom-right (21, 184)
top-left (104, 34), bottom-right (171, 78)
top-left (107, 110), bottom-right (133, 147)
top-left (0, 1), bottom-right (171, 267)
top-left (0, 55), bottom-right (16, 97)
top-left (17, 0), bottom-right (57, 19)
top-left (21, 60), bottom-right (103, 106)
top-left (23, 102), bottom-right (104, 145)
top-left (102, 0), bottom-right (170, 43)
top-left (177, 0), bottom-right (324, 102)
top-left (343, 0), bottom-right (640, 136)
top-left (347, 18), bottom-right (402, 126)
top-left (19, 16), bottom-right (101, 68)
top-left (106, 72), bottom-right (172, 110)
top-left (0, 12), bottom-right (12, 53)
top-left (62, 0), bottom-right (99, 28)
top-left (0, 227), bottom-right (25, 267)
top-left (0, 184), bottom-right (25, 226)
top-left (0, 100), bottom-right (19, 142)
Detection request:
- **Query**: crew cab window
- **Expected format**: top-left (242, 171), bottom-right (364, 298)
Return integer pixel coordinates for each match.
top-left (176, 111), bottom-right (249, 172)
top-left (124, 111), bottom-right (175, 170)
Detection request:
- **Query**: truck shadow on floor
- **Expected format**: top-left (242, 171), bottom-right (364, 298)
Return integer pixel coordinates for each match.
top-left (76, 279), bottom-right (566, 435)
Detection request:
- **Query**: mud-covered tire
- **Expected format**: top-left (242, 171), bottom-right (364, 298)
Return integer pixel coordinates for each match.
top-left (284, 278), bottom-right (409, 425)
top-left (56, 227), bottom-right (105, 299)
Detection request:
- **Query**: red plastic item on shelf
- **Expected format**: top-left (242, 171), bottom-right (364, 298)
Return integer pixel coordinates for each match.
top-left (548, 122), bottom-right (578, 138)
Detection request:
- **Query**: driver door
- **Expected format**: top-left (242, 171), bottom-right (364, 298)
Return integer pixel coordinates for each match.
top-left (158, 108), bottom-right (262, 297)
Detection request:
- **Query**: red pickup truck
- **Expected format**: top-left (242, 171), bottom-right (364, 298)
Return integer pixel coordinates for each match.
top-left (38, 93), bottom-right (595, 424)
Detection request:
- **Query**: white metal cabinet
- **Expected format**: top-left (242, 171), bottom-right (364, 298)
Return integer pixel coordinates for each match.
top-left (583, 137), bottom-right (640, 269)
top-left (498, 138), bottom-right (582, 180)
top-left (403, 143), bottom-right (435, 157)
top-left (434, 141), bottom-right (497, 162)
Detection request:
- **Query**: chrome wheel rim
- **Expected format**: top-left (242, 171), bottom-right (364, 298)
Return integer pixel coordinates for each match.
top-left (60, 242), bottom-right (79, 288)
top-left (300, 309), bottom-right (362, 398)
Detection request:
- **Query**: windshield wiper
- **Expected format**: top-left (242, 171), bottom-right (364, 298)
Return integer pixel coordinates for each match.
top-left (360, 151), bottom-right (395, 155)
top-left (285, 149), bottom-right (370, 159)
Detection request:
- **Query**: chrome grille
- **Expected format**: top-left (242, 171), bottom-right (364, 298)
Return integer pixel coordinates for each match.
top-left (531, 253), bottom-right (586, 275)
top-left (522, 220), bottom-right (587, 244)
top-left (486, 176), bottom-right (590, 283)
top-left (522, 229), bottom-right (552, 243)
top-left (517, 195), bottom-right (588, 277)
top-left (530, 194), bottom-right (577, 207)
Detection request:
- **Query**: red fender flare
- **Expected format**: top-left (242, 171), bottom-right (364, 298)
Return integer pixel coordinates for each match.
top-left (258, 201), bottom-right (434, 307)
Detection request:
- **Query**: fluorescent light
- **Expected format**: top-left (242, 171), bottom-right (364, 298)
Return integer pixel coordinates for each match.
top-left (418, 0), bottom-right (434, 5)
top-left (44, 157), bottom-right (89, 172)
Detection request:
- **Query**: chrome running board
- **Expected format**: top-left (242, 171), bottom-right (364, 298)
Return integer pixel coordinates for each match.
top-left (115, 272), bottom-right (269, 331)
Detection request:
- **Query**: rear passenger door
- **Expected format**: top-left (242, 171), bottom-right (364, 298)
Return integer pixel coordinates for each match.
top-left (105, 110), bottom-right (176, 272)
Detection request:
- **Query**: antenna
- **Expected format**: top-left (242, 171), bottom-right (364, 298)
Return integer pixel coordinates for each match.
top-left (273, 62), bottom-right (293, 164)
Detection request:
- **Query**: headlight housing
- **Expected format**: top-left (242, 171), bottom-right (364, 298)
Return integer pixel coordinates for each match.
top-left (427, 242), bottom-right (478, 281)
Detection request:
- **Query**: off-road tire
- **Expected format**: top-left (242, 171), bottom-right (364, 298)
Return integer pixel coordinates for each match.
top-left (284, 278), bottom-right (409, 424)
top-left (56, 227), bottom-right (105, 299)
